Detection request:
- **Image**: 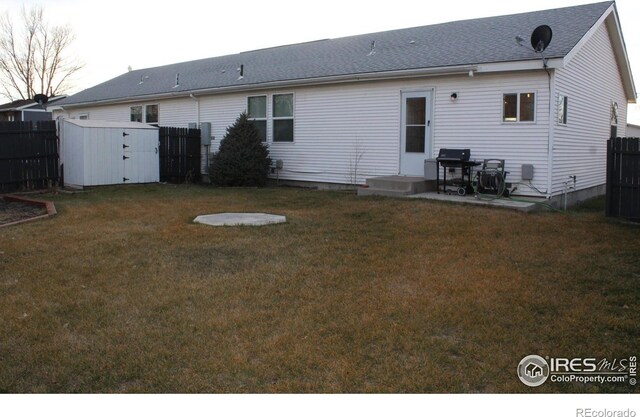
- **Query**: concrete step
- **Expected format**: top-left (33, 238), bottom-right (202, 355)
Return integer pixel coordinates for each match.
top-left (357, 187), bottom-right (414, 197)
top-left (358, 176), bottom-right (436, 197)
top-left (366, 176), bottom-right (434, 193)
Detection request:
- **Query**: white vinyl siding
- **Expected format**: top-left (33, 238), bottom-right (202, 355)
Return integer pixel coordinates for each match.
top-left (66, 104), bottom-right (130, 121)
top-left (552, 21), bottom-right (627, 195)
top-left (57, 72), bottom-right (551, 190)
top-left (153, 98), bottom-right (194, 127)
top-left (433, 72), bottom-right (550, 195)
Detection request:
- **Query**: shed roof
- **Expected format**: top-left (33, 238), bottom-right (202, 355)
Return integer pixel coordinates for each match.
top-left (58, 2), bottom-right (631, 107)
top-left (64, 119), bottom-right (159, 130)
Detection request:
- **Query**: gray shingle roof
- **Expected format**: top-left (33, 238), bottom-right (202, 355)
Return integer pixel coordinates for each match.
top-left (59, 1), bottom-right (613, 106)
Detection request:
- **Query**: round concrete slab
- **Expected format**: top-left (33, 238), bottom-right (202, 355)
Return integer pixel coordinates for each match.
top-left (193, 213), bottom-right (286, 227)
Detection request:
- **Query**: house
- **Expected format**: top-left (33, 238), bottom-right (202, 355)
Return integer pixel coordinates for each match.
top-left (0, 96), bottom-right (66, 122)
top-left (53, 1), bottom-right (636, 204)
top-left (626, 123), bottom-right (640, 137)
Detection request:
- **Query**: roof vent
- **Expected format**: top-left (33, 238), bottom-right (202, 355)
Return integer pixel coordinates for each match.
top-left (238, 64), bottom-right (244, 80)
top-left (367, 40), bottom-right (376, 56)
top-left (173, 73), bottom-right (180, 88)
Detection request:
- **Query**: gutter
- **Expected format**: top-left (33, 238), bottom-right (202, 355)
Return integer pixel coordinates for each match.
top-left (58, 64), bottom-right (479, 108)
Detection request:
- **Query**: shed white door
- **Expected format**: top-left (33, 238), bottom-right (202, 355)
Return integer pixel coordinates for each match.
top-left (123, 129), bottom-right (159, 184)
top-left (400, 91), bottom-right (433, 176)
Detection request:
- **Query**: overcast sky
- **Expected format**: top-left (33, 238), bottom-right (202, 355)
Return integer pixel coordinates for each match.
top-left (2, 0), bottom-right (639, 123)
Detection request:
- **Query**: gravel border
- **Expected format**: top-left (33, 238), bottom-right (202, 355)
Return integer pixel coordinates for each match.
top-left (0, 195), bottom-right (57, 227)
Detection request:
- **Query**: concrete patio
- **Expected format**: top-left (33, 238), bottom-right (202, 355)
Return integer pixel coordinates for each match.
top-left (408, 192), bottom-right (544, 212)
top-left (357, 175), bottom-right (546, 212)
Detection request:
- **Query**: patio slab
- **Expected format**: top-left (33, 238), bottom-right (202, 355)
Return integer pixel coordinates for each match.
top-left (408, 192), bottom-right (543, 212)
top-left (193, 213), bottom-right (287, 226)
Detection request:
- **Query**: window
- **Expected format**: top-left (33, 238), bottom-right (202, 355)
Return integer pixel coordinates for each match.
top-left (145, 104), bottom-right (158, 124)
top-left (78, 113), bottom-right (89, 120)
top-left (131, 106), bottom-right (142, 122)
top-left (405, 97), bottom-right (426, 153)
top-left (131, 105), bottom-right (158, 123)
top-left (520, 93), bottom-right (535, 122)
top-left (273, 94), bottom-right (294, 142)
top-left (503, 92), bottom-right (535, 122)
top-left (248, 96), bottom-right (267, 142)
top-left (557, 95), bottom-right (568, 125)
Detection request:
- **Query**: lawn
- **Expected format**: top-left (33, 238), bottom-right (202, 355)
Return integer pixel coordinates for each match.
top-left (0, 184), bottom-right (638, 393)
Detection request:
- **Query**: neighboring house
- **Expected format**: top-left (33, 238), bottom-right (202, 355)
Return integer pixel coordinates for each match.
top-left (0, 96), bottom-right (67, 122)
top-left (53, 1), bottom-right (635, 202)
top-left (626, 123), bottom-right (640, 137)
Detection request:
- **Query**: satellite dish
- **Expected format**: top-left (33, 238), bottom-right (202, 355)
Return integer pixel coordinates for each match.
top-left (531, 25), bottom-right (552, 53)
top-left (33, 94), bottom-right (49, 105)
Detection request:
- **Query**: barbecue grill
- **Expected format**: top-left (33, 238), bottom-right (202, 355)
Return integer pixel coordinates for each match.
top-left (435, 148), bottom-right (481, 195)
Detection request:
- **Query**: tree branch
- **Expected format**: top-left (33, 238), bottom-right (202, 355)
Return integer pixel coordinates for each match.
top-left (0, 5), bottom-right (82, 100)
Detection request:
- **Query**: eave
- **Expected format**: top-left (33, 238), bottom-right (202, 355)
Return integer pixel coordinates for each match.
top-left (54, 64), bottom-right (481, 109)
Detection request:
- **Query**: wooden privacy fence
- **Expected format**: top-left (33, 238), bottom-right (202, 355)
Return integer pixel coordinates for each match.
top-left (159, 127), bottom-right (201, 182)
top-left (606, 137), bottom-right (640, 222)
top-left (0, 121), bottom-right (58, 193)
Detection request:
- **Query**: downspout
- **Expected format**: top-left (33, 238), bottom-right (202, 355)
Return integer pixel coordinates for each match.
top-left (189, 93), bottom-right (208, 177)
top-left (189, 94), bottom-right (200, 125)
top-left (546, 65), bottom-right (555, 200)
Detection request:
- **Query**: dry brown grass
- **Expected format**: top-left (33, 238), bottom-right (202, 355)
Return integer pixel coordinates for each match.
top-left (0, 184), bottom-right (638, 393)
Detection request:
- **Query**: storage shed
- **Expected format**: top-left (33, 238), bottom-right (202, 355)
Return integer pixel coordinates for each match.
top-left (60, 119), bottom-right (159, 188)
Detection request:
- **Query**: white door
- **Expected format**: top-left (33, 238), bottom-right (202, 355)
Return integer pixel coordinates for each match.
top-left (123, 129), bottom-right (159, 184)
top-left (400, 91), bottom-right (433, 176)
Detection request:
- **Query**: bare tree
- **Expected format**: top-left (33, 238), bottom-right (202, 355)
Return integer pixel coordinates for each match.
top-left (0, 6), bottom-right (83, 101)
top-left (347, 135), bottom-right (366, 186)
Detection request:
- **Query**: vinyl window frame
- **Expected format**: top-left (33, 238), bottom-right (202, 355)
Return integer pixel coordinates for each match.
top-left (247, 95), bottom-right (268, 142)
top-left (557, 94), bottom-right (568, 126)
top-left (145, 104), bottom-right (159, 124)
top-left (272, 93), bottom-right (295, 143)
top-left (502, 92), bottom-right (536, 123)
top-left (130, 105), bottom-right (143, 123)
top-left (130, 104), bottom-right (159, 124)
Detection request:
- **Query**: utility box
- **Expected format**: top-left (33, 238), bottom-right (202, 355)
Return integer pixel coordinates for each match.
top-left (424, 159), bottom-right (438, 180)
top-left (60, 119), bottom-right (159, 188)
top-left (521, 164), bottom-right (534, 181)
